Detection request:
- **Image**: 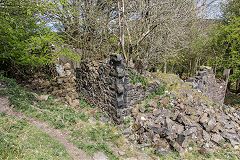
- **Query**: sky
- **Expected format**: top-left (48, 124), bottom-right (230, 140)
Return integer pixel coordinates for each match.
top-left (204, 0), bottom-right (226, 19)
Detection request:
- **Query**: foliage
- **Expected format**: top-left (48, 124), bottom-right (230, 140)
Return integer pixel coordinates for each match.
top-left (209, 0), bottom-right (240, 82)
top-left (0, 0), bottom-right (78, 70)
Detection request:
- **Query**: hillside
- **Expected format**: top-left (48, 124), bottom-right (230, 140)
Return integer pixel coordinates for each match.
top-left (1, 68), bottom-right (240, 160)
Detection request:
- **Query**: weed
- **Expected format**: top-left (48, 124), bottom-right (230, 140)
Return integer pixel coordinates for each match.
top-left (145, 104), bottom-right (150, 112)
top-left (94, 111), bottom-right (102, 120)
top-left (146, 85), bottom-right (166, 99)
top-left (79, 96), bottom-right (94, 109)
top-left (0, 132), bottom-right (23, 160)
top-left (123, 118), bottom-right (131, 125)
top-left (166, 105), bottom-right (172, 109)
top-left (0, 112), bottom-right (6, 117)
top-left (128, 71), bottom-right (148, 89)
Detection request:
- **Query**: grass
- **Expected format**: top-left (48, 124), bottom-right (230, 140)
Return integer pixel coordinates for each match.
top-left (70, 121), bottom-right (123, 160)
top-left (0, 114), bottom-right (72, 160)
top-left (0, 74), bottom-right (132, 160)
top-left (1, 73), bottom-right (239, 160)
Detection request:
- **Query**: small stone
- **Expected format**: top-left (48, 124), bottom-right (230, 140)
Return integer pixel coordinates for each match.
top-left (211, 134), bottom-right (225, 144)
top-left (206, 118), bottom-right (217, 132)
top-left (64, 63), bottom-right (71, 70)
top-left (64, 71), bottom-right (71, 76)
top-left (202, 130), bottom-right (211, 141)
top-left (179, 103), bottom-right (185, 111)
top-left (137, 153), bottom-right (149, 160)
top-left (156, 147), bottom-right (168, 155)
top-left (230, 139), bottom-right (240, 146)
top-left (234, 146), bottom-right (239, 150)
top-left (147, 100), bottom-right (158, 108)
top-left (176, 134), bottom-right (186, 145)
top-left (118, 151), bottom-right (126, 156)
top-left (139, 107), bottom-right (145, 113)
top-left (172, 141), bottom-right (184, 154)
top-left (200, 113), bottom-right (209, 124)
top-left (32, 93), bottom-right (49, 101)
top-left (124, 158), bottom-right (137, 160)
top-left (88, 117), bottom-right (97, 124)
top-left (161, 97), bottom-right (170, 107)
top-left (153, 109), bottom-right (161, 116)
top-left (183, 127), bottom-right (197, 136)
top-left (70, 99), bottom-right (79, 107)
top-left (71, 93), bottom-right (79, 100)
top-left (123, 128), bottom-right (132, 136)
top-left (141, 116), bottom-right (146, 121)
top-left (39, 95), bottom-right (49, 101)
top-left (93, 152), bottom-right (109, 160)
top-left (198, 146), bottom-right (207, 155)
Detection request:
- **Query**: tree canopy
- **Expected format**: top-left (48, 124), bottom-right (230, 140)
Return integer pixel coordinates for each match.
top-left (0, 0), bottom-right (75, 69)
top-left (210, 0), bottom-right (240, 82)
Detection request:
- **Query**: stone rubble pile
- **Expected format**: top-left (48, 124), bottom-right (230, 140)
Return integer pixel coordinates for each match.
top-left (126, 92), bottom-right (240, 155)
top-left (126, 76), bottom-right (162, 110)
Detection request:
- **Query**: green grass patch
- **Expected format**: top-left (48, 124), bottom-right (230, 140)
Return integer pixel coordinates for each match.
top-left (0, 114), bottom-right (72, 160)
top-left (0, 74), bottom-right (128, 160)
top-left (70, 122), bottom-right (122, 160)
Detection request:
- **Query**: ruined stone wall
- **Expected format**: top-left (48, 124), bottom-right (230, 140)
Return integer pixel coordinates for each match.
top-left (76, 55), bottom-right (128, 122)
top-left (29, 63), bottom-right (79, 107)
top-left (186, 66), bottom-right (226, 104)
top-left (76, 54), bottom-right (161, 122)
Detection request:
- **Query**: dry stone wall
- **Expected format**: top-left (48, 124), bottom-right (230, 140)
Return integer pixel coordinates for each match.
top-left (76, 55), bottom-right (128, 122)
top-left (76, 54), bottom-right (162, 123)
top-left (28, 63), bottom-right (79, 107)
top-left (186, 66), bottom-right (227, 104)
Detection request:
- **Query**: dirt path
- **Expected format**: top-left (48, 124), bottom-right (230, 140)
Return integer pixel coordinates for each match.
top-left (0, 94), bottom-right (92, 160)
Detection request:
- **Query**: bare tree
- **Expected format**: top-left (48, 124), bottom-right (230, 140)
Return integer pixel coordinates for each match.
top-left (42, 0), bottom-right (218, 73)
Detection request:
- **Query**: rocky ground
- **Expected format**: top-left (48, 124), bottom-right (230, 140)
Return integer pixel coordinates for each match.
top-left (120, 72), bottom-right (240, 158)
